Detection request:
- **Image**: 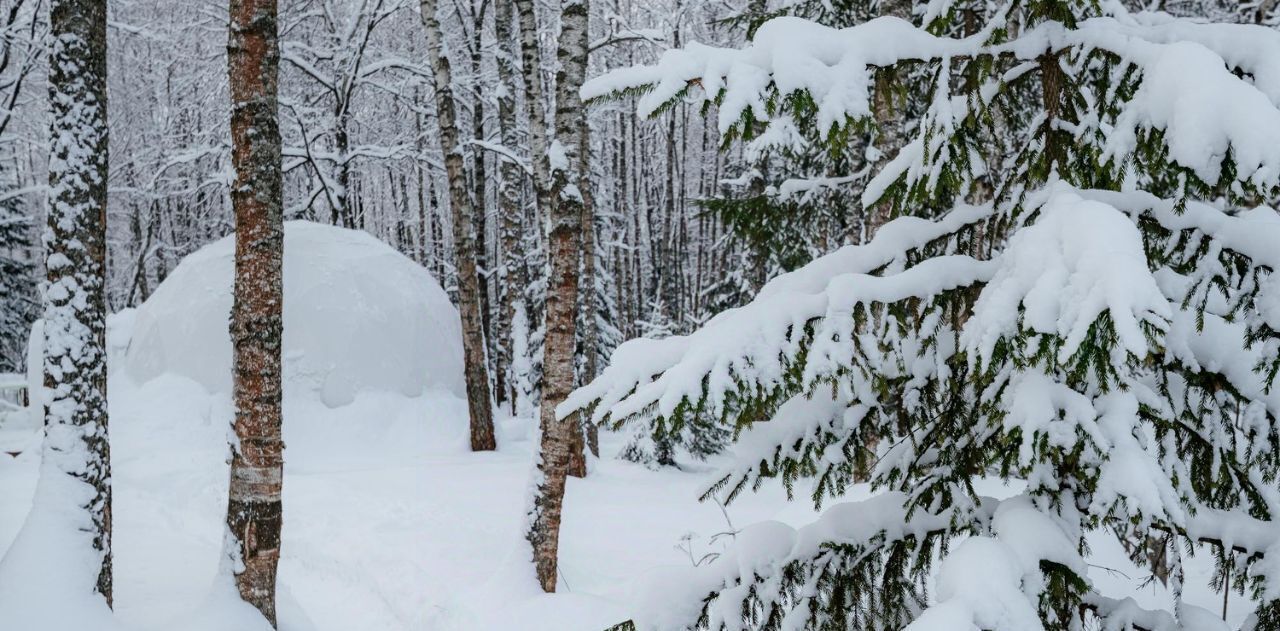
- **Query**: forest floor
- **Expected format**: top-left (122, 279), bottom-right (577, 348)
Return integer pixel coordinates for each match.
top-left (0, 371), bottom-right (1250, 630)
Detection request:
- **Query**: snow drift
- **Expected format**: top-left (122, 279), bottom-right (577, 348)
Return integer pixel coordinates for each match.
top-left (124, 221), bottom-right (465, 407)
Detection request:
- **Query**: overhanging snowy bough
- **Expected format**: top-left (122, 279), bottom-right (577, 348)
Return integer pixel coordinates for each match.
top-left (569, 4), bottom-right (1280, 630)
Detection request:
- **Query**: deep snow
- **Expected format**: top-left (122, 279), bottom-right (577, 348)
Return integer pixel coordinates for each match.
top-left (124, 221), bottom-right (466, 407)
top-left (0, 220), bottom-right (1254, 630)
top-left (0, 368), bottom-right (1251, 630)
top-left (0, 358), bottom-right (827, 631)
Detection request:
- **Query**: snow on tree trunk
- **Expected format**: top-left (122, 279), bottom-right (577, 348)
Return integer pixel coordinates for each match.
top-left (528, 0), bottom-right (590, 592)
top-left (419, 0), bottom-right (496, 452)
top-left (495, 0), bottom-right (524, 413)
top-left (514, 0), bottom-right (552, 421)
top-left (226, 0), bottom-right (284, 624)
top-left (39, 0), bottom-right (113, 606)
top-left (510, 299), bottom-right (536, 419)
top-left (515, 0), bottom-right (552, 207)
top-left (467, 23), bottom-right (495, 408)
top-left (579, 96), bottom-right (600, 459)
top-left (561, 8), bottom-right (591, 482)
top-left (333, 106), bottom-right (353, 228)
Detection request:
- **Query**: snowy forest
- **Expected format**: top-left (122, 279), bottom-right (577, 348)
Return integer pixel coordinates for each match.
top-left (5, 0), bottom-right (1280, 628)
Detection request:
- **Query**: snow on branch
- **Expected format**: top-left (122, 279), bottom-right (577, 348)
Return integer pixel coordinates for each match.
top-left (963, 187), bottom-right (1172, 367)
top-left (581, 16), bottom-right (970, 133)
top-left (560, 202), bottom-right (994, 425)
top-left (581, 12), bottom-right (1280, 191)
top-left (621, 493), bottom-right (1114, 631)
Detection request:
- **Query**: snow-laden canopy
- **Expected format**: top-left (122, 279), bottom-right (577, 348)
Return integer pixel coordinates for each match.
top-left (124, 221), bottom-right (465, 407)
top-left (572, 1), bottom-right (1280, 626)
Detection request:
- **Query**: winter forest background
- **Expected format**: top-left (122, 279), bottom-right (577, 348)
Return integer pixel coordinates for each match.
top-left (8, 0), bottom-right (1280, 628)
top-left (0, 0), bottom-right (763, 386)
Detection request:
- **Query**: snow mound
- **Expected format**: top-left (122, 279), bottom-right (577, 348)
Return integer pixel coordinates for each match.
top-left (124, 221), bottom-right (465, 407)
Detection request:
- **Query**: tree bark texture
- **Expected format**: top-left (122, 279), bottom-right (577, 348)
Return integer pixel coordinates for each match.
top-left (495, 0), bottom-right (524, 412)
top-left (866, 0), bottom-right (911, 238)
top-left (467, 25), bottom-right (495, 417)
top-left (580, 129), bottom-right (600, 459)
top-left (46, 0), bottom-right (112, 605)
top-left (420, 0), bottom-right (496, 452)
top-left (528, 0), bottom-right (589, 593)
top-left (514, 0), bottom-right (552, 207)
top-left (226, 0), bottom-right (284, 624)
top-left (562, 5), bottom-right (592, 480)
top-left (569, 120), bottom-right (596, 474)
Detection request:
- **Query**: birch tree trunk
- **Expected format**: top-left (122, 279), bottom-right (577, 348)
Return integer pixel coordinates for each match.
top-left (226, 0), bottom-right (284, 624)
top-left (334, 105), bottom-right (353, 227)
top-left (513, 0), bottom-right (552, 423)
top-left (527, 0), bottom-right (589, 593)
top-left (495, 0), bottom-right (524, 412)
top-left (1256, 0), bottom-right (1279, 23)
top-left (468, 22), bottom-right (494, 405)
top-left (579, 127), bottom-right (600, 458)
top-left (515, 0), bottom-right (551, 206)
top-left (420, 0), bottom-right (496, 452)
top-left (44, 0), bottom-right (112, 605)
top-left (563, 11), bottom-right (590, 481)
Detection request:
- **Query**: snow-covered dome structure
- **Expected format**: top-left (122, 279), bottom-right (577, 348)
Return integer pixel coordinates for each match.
top-left (124, 221), bottom-right (465, 407)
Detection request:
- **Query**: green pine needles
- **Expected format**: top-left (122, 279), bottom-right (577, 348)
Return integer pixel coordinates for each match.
top-left (573, 0), bottom-right (1280, 628)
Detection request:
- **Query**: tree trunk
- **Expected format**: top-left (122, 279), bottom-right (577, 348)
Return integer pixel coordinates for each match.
top-left (574, 111), bottom-right (598, 468)
top-left (1257, 0), bottom-right (1278, 23)
top-left (495, 0), bottom-right (524, 412)
top-left (414, 88), bottom-right (432, 265)
top-left (527, 0), bottom-right (589, 593)
top-left (515, 0), bottom-right (552, 206)
top-left (866, 0), bottom-right (911, 239)
top-left (469, 23), bottom-right (494, 409)
top-left (513, 0), bottom-right (552, 421)
top-left (334, 105), bottom-right (353, 227)
top-left (226, 0), bottom-right (284, 624)
top-left (420, 0), bottom-right (496, 452)
top-left (45, 0), bottom-right (112, 606)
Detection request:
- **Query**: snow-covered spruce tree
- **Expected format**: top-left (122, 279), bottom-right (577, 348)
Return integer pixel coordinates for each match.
top-left (698, 246), bottom-right (765, 321)
top-left (0, 1), bottom-right (40, 375)
top-left (571, 3), bottom-right (1280, 629)
top-left (702, 0), bottom-right (876, 269)
top-left (0, 188), bottom-right (37, 374)
top-left (577, 199), bottom-right (624, 456)
top-left (637, 296), bottom-right (676, 340)
top-left (579, 222), bottom-right (623, 383)
top-left (620, 296), bottom-right (729, 468)
top-left (519, 228), bottom-right (548, 415)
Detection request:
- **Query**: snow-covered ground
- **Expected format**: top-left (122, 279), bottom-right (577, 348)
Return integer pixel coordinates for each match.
top-left (0, 372), bottom-right (1252, 630)
top-left (0, 365), bottom-right (817, 631)
top-left (0, 221), bottom-right (1252, 629)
